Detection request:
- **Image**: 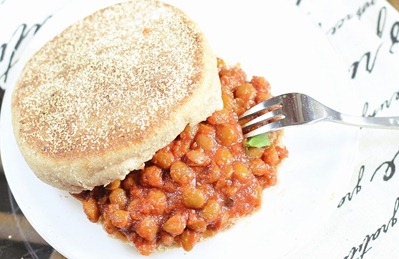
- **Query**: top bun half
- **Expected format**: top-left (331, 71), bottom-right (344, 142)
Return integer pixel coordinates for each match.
top-left (11, 0), bottom-right (223, 193)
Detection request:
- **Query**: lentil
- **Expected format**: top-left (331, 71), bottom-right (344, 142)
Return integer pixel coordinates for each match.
top-left (75, 60), bottom-right (288, 255)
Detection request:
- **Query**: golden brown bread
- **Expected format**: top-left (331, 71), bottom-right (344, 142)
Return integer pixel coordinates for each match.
top-left (11, 0), bottom-right (222, 193)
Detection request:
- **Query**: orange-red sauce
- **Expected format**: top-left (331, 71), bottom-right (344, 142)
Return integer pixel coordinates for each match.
top-left (75, 59), bottom-right (288, 255)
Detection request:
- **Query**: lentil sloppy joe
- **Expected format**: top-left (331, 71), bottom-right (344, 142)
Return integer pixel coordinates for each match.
top-left (11, 0), bottom-right (222, 193)
top-left (10, 0), bottom-right (288, 256)
top-left (75, 59), bottom-right (288, 255)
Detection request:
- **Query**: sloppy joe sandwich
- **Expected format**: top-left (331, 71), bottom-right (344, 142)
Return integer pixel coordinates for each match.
top-left (12, 0), bottom-right (222, 193)
top-left (11, 0), bottom-right (288, 256)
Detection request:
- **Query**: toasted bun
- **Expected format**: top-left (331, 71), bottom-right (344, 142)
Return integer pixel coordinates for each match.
top-left (12, 0), bottom-right (222, 193)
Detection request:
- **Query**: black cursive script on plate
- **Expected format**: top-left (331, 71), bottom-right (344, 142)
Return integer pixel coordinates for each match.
top-left (376, 6), bottom-right (399, 53)
top-left (0, 15), bottom-right (52, 88)
top-left (0, 15), bottom-right (52, 108)
top-left (370, 150), bottom-right (399, 182)
top-left (349, 43), bottom-right (382, 79)
top-left (337, 166), bottom-right (364, 208)
top-left (349, 5), bottom-right (399, 79)
top-left (327, 0), bottom-right (376, 35)
top-left (362, 91), bottom-right (399, 117)
top-left (344, 197), bottom-right (399, 259)
top-left (338, 149), bottom-right (399, 208)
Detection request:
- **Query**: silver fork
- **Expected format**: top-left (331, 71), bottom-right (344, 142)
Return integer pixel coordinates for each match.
top-left (240, 92), bottom-right (399, 138)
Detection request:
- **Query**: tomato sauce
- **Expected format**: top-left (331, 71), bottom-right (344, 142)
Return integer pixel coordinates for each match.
top-left (75, 59), bottom-right (288, 255)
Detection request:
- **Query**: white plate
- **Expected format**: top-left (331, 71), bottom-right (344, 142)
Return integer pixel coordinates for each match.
top-left (1, 0), bottom-right (359, 258)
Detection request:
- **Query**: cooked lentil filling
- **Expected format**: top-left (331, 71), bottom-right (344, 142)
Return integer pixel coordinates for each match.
top-left (74, 59), bottom-right (288, 255)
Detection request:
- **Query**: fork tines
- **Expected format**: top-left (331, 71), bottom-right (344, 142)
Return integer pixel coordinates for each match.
top-left (239, 95), bottom-right (285, 137)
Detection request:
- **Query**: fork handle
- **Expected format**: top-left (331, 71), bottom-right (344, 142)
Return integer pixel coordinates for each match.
top-left (336, 114), bottom-right (399, 129)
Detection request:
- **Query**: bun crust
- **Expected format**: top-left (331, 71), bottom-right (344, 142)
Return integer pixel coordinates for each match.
top-left (12, 0), bottom-right (222, 193)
